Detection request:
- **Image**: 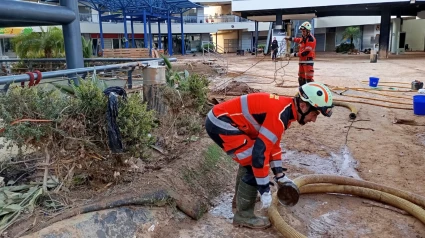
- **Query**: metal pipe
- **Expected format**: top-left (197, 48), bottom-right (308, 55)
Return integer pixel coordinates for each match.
top-left (180, 12), bottom-right (185, 55)
top-left (167, 12), bottom-right (173, 56)
top-left (143, 11), bottom-right (148, 48)
top-left (148, 18), bottom-right (153, 55)
top-left (0, 0), bottom-right (75, 26)
top-left (98, 11), bottom-right (105, 51)
top-left (131, 18), bottom-right (136, 48)
top-left (0, 59), bottom-right (177, 85)
top-left (158, 21), bottom-right (162, 49)
top-left (60, 0), bottom-right (84, 86)
top-left (0, 58), bottom-right (166, 63)
top-left (123, 12), bottom-right (129, 49)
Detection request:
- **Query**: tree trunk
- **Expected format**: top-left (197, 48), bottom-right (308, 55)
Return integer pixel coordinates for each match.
top-left (350, 36), bottom-right (354, 49)
top-left (142, 66), bottom-right (168, 116)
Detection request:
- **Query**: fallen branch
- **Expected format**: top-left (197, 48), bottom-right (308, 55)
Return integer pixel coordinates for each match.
top-left (43, 146), bottom-right (51, 194)
top-left (343, 126), bottom-right (375, 131)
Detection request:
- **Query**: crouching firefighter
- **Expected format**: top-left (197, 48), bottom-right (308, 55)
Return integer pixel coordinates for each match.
top-left (285, 21), bottom-right (316, 86)
top-left (205, 82), bottom-right (334, 229)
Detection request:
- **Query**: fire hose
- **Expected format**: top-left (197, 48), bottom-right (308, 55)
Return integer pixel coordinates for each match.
top-left (268, 174), bottom-right (425, 238)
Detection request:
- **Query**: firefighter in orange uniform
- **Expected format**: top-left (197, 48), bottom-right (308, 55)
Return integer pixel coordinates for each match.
top-left (285, 21), bottom-right (316, 86)
top-left (205, 82), bottom-right (334, 229)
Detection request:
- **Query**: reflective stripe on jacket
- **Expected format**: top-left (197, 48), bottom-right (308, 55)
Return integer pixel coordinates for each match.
top-left (211, 93), bottom-right (298, 186)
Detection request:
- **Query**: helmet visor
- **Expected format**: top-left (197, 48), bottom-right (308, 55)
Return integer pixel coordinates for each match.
top-left (317, 106), bottom-right (333, 117)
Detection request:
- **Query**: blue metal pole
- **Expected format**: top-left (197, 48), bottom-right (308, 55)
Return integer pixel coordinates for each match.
top-left (59, 0), bottom-right (84, 86)
top-left (98, 11), bottom-right (105, 52)
top-left (131, 17), bottom-right (135, 48)
top-left (158, 20), bottom-right (162, 49)
top-left (180, 12), bottom-right (185, 55)
top-left (148, 18), bottom-right (153, 55)
top-left (123, 12), bottom-right (129, 48)
top-left (167, 12), bottom-right (173, 56)
top-left (143, 11), bottom-right (148, 48)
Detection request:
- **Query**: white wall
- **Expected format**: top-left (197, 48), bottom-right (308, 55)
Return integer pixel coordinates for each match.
top-left (315, 16), bottom-right (381, 28)
top-left (232, 0), bottom-right (411, 11)
top-left (403, 19), bottom-right (425, 51)
top-left (362, 24), bottom-right (380, 50)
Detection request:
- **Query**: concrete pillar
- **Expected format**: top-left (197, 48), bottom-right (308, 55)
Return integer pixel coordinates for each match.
top-left (255, 21), bottom-right (259, 56)
top-left (378, 7), bottom-right (391, 59)
top-left (391, 18), bottom-right (401, 55)
top-left (285, 20), bottom-right (292, 55)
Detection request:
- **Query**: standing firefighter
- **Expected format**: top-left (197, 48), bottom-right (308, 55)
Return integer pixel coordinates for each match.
top-left (205, 82), bottom-right (334, 229)
top-left (285, 21), bottom-right (316, 86)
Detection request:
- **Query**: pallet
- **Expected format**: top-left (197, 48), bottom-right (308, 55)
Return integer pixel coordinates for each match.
top-left (102, 48), bottom-right (165, 58)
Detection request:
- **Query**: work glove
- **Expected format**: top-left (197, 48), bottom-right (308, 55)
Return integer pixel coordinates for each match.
top-left (290, 52), bottom-right (298, 57)
top-left (274, 174), bottom-right (294, 185)
top-left (260, 191), bottom-right (272, 209)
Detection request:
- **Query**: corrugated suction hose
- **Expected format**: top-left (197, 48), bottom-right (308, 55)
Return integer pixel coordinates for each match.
top-left (334, 101), bottom-right (358, 120)
top-left (268, 174), bottom-right (425, 238)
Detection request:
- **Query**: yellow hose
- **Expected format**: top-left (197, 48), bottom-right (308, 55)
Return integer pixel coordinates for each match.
top-left (333, 101), bottom-right (358, 120)
top-left (268, 174), bottom-right (425, 238)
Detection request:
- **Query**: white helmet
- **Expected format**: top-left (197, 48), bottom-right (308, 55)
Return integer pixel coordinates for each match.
top-left (299, 21), bottom-right (312, 31)
top-left (298, 82), bottom-right (333, 117)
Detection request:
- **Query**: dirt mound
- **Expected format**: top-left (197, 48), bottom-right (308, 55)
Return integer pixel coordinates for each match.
top-left (214, 81), bottom-right (260, 96)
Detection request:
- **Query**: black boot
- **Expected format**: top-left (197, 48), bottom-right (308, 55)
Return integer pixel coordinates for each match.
top-left (232, 165), bottom-right (247, 209)
top-left (233, 181), bottom-right (271, 229)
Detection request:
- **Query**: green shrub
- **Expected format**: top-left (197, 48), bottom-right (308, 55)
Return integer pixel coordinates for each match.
top-left (0, 85), bottom-right (69, 148)
top-left (117, 93), bottom-right (156, 157)
top-left (336, 43), bottom-right (353, 53)
top-left (0, 74), bottom-right (156, 159)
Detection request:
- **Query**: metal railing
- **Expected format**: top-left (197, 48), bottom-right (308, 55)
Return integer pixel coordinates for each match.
top-left (79, 13), bottom-right (252, 24)
top-left (201, 41), bottom-right (228, 74)
top-left (0, 58), bottom-right (177, 91)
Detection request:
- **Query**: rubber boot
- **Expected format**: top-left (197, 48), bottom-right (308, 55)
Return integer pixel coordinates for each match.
top-left (233, 181), bottom-right (271, 229)
top-left (232, 165), bottom-right (247, 209)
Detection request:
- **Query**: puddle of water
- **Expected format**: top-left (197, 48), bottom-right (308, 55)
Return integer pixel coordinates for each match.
top-left (207, 146), bottom-right (361, 223)
top-left (208, 192), bottom-right (234, 222)
top-left (283, 145), bottom-right (361, 179)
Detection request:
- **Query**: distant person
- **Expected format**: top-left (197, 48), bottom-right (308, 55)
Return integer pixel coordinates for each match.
top-left (271, 37), bottom-right (278, 61)
top-left (285, 21), bottom-right (316, 86)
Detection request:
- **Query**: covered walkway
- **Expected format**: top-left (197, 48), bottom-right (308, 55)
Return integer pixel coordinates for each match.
top-left (79, 0), bottom-right (202, 56)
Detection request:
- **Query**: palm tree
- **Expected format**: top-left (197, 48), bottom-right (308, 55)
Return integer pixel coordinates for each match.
top-left (342, 26), bottom-right (361, 50)
top-left (12, 26), bottom-right (64, 58)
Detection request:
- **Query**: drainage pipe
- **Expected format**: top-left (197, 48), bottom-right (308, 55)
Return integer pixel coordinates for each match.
top-left (268, 174), bottom-right (425, 238)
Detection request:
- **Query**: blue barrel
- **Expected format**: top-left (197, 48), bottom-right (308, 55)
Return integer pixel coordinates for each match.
top-left (369, 77), bottom-right (379, 87)
top-left (413, 95), bottom-right (425, 116)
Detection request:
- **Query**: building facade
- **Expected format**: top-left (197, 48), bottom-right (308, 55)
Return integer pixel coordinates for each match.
top-left (1, 0), bottom-right (425, 57)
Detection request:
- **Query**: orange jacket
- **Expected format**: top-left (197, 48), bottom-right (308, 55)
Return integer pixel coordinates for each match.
top-left (212, 93), bottom-right (298, 186)
top-left (293, 34), bottom-right (316, 63)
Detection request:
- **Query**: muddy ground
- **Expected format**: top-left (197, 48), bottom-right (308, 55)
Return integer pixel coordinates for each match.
top-left (3, 52), bottom-right (425, 238)
top-left (151, 52), bottom-right (425, 238)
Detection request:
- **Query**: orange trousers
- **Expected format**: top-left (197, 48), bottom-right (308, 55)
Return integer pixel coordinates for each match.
top-left (298, 63), bottom-right (314, 86)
